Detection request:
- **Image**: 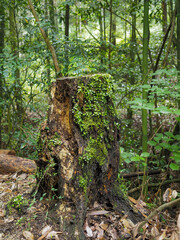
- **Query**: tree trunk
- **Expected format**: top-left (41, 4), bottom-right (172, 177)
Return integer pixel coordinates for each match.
top-left (141, 0), bottom-right (149, 198)
top-left (108, 0), bottom-right (113, 69)
top-left (162, 0), bottom-right (168, 34)
top-left (36, 74), bottom-right (143, 239)
top-left (127, 0), bottom-right (137, 122)
top-left (64, 2), bottom-right (70, 75)
top-left (9, 0), bottom-right (24, 121)
top-left (0, 0), bottom-right (5, 148)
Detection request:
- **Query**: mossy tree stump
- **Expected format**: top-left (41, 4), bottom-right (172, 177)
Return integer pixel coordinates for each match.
top-left (36, 74), bottom-right (142, 239)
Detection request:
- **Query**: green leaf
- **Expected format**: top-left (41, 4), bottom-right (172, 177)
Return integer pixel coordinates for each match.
top-left (148, 140), bottom-right (157, 146)
top-left (141, 152), bottom-right (150, 158)
top-left (155, 145), bottom-right (162, 151)
top-left (169, 163), bottom-right (179, 171)
top-left (174, 110), bottom-right (180, 115)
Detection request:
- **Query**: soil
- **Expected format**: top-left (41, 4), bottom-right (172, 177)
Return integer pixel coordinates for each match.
top-left (0, 172), bottom-right (179, 240)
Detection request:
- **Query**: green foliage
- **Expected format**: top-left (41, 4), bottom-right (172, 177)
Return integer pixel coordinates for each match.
top-left (73, 74), bottom-right (116, 167)
top-left (7, 195), bottom-right (28, 213)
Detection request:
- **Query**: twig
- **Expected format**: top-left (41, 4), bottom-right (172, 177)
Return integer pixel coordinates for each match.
top-left (129, 178), bottom-right (180, 194)
top-left (121, 170), bottom-right (161, 178)
top-left (136, 198), bottom-right (180, 233)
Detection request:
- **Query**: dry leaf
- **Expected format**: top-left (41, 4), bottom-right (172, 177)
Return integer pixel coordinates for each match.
top-left (0, 208), bottom-right (5, 218)
top-left (46, 231), bottom-right (59, 240)
top-left (128, 196), bottom-right (137, 204)
top-left (133, 222), bottom-right (142, 238)
top-left (121, 218), bottom-right (134, 229)
top-left (84, 219), bottom-right (93, 237)
top-left (0, 233), bottom-right (4, 240)
top-left (41, 226), bottom-right (52, 235)
top-left (151, 226), bottom-right (159, 237)
top-left (88, 210), bottom-right (109, 216)
top-left (109, 228), bottom-right (118, 239)
top-left (95, 223), bottom-right (104, 239)
top-left (157, 230), bottom-right (166, 240)
top-left (177, 214), bottom-right (180, 232)
top-left (23, 231), bottom-right (34, 240)
top-left (172, 190), bottom-right (178, 199)
top-left (163, 188), bottom-right (172, 202)
top-left (100, 223), bottom-right (109, 231)
top-left (170, 231), bottom-right (179, 240)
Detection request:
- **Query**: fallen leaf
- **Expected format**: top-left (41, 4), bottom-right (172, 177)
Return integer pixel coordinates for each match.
top-left (170, 231), bottom-right (179, 240)
top-left (151, 225), bottom-right (159, 237)
top-left (157, 230), bottom-right (166, 240)
top-left (95, 223), bottom-right (104, 239)
top-left (100, 223), bottom-right (109, 231)
top-left (88, 210), bottom-right (109, 216)
top-left (128, 196), bottom-right (137, 204)
top-left (46, 231), bottom-right (59, 240)
top-left (163, 188), bottom-right (172, 202)
top-left (0, 208), bottom-right (5, 218)
top-left (41, 225), bottom-right (52, 235)
top-left (121, 218), bottom-right (135, 229)
top-left (109, 228), bottom-right (118, 239)
top-left (172, 190), bottom-right (178, 199)
top-left (38, 226), bottom-right (52, 240)
top-left (177, 214), bottom-right (180, 232)
top-left (23, 231), bottom-right (34, 240)
top-left (84, 219), bottom-right (93, 237)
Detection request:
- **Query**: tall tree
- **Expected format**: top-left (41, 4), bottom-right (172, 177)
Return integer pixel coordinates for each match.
top-left (9, 0), bottom-right (23, 119)
top-left (177, 0), bottom-right (180, 110)
top-left (162, 0), bottom-right (168, 34)
top-left (127, 0), bottom-right (137, 122)
top-left (0, 0), bottom-right (5, 148)
top-left (64, 1), bottom-right (70, 75)
top-left (141, 0), bottom-right (149, 198)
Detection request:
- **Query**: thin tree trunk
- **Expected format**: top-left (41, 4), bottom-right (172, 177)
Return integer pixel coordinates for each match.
top-left (108, 0), bottom-right (113, 69)
top-left (28, 0), bottom-right (61, 77)
top-left (141, 0), bottom-right (149, 198)
top-left (112, 14), bottom-right (116, 45)
top-left (177, 0), bottom-right (180, 111)
top-left (64, 2), bottom-right (70, 75)
top-left (0, 0), bottom-right (5, 148)
top-left (162, 0), bottom-right (168, 34)
top-left (127, 0), bottom-right (137, 122)
top-left (9, 0), bottom-right (23, 119)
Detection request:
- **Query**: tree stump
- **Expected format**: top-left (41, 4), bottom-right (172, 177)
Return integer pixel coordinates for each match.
top-left (36, 74), bottom-right (142, 239)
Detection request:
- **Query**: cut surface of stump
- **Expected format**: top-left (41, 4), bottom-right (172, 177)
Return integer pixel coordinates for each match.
top-left (36, 74), bottom-right (142, 239)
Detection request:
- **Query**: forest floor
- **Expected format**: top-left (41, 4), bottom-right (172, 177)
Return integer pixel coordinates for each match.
top-left (0, 171), bottom-right (179, 239)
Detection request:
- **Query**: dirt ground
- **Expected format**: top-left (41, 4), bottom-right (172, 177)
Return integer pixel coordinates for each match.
top-left (0, 172), bottom-right (179, 240)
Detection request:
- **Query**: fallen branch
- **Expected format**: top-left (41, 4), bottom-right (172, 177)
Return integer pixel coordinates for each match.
top-left (0, 154), bottom-right (37, 174)
top-left (136, 198), bottom-right (180, 234)
top-left (121, 170), bottom-right (161, 178)
top-left (0, 149), bottom-right (16, 155)
top-left (129, 178), bottom-right (180, 194)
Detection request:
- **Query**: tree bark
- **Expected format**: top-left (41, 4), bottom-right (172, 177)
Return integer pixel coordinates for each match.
top-left (36, 74), bottom-right (143, 239)
top-left (141, 0), bottom-right (149, 198)
top-left (0, 0), bottom-right (5, 148)
top-left (0, 154), bottom-right (36, 174)
top-left (64, 2), bottom-right (70, 75)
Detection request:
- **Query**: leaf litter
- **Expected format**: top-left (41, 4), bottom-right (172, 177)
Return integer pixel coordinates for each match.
top-left (0, 172), bottom-right (179, 239)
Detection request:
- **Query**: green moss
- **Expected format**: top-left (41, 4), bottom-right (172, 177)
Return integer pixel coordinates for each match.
top-left (73, 74), bottom-right (115, 136)
top-left (73, 74), bottom-right (116, 168)
top-left (47, 132), bottom-right (62, 149)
